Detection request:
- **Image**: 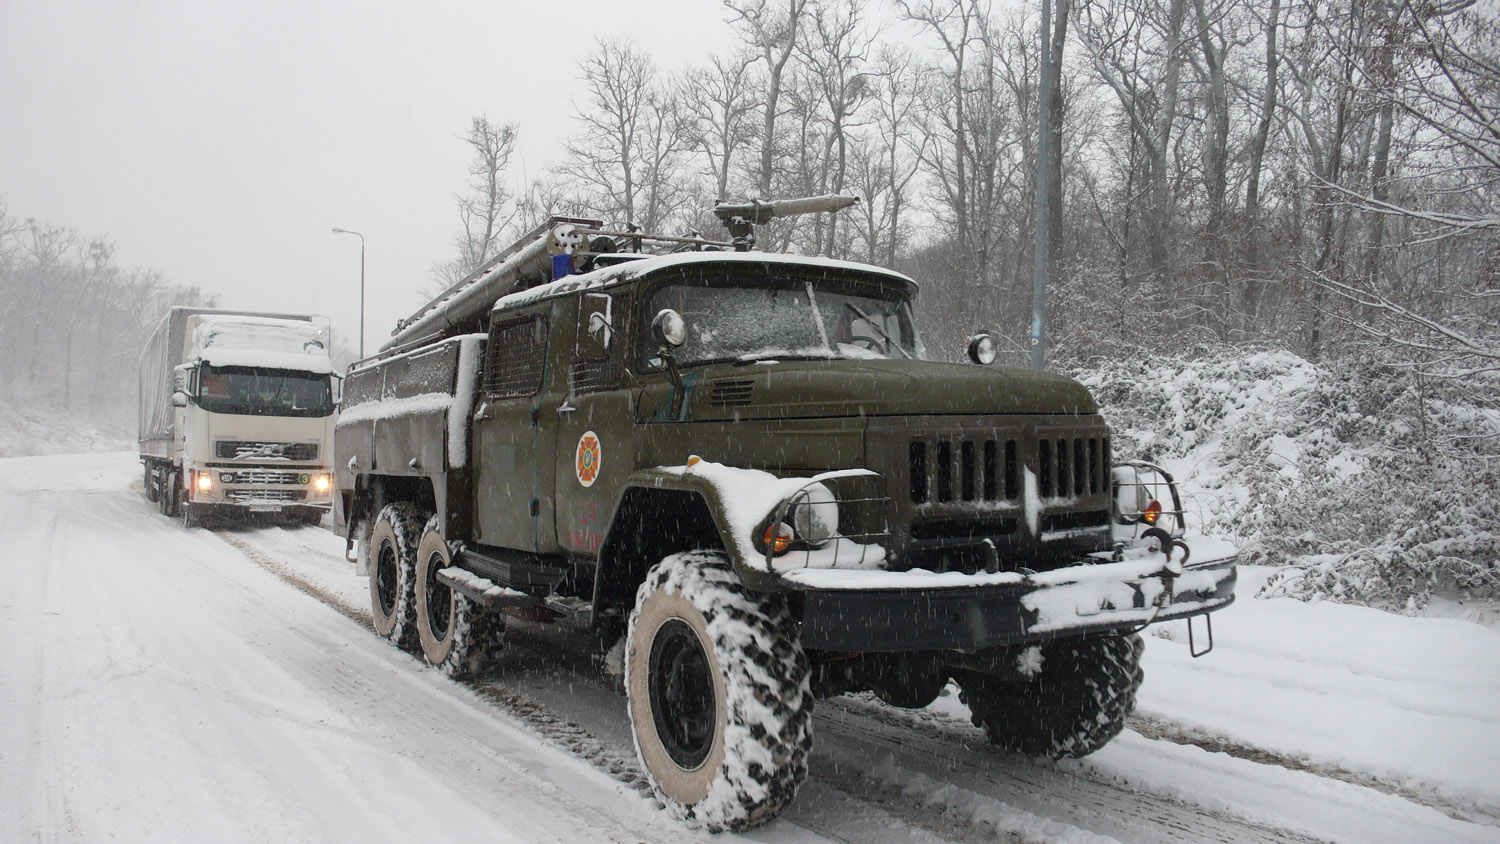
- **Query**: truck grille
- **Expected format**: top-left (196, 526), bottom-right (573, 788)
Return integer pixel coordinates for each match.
top-left (226, 489), bottom-right (307, 503)
top-left (216, 440), bottom-right (319, 461)
top-left (1037, 434), bottom-right (1110, 499)
top-left (223, 470), bottom-right (302, 485)
top-left (908, 436), bottom-right (1020, 504)
top-left (869, 417), bottom-right (1114, 575)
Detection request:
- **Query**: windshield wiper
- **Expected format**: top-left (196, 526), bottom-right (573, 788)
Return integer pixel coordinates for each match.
top-left (843, 303), bottom-right (913, 359)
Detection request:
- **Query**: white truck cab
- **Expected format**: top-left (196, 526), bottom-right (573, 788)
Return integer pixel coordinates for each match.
top-left (140, 308), bottom-right (338, 527)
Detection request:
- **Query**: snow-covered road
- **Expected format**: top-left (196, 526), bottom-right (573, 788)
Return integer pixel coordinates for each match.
top-left (3, 452), bottom-right (1497, 843)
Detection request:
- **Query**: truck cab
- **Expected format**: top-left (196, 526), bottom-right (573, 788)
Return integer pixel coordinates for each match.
top-left (141, 309), bottom-right (337, 526)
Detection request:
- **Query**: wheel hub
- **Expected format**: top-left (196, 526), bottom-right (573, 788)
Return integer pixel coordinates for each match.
top-left (424, 550), bottom-right (452, 640)
top-left (648, 618), bottom-right (716, 770)
top-left (375, 541), bottom-right (398, 617)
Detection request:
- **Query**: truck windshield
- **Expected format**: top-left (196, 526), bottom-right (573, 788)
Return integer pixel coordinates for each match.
top-left (195, 365), bottom-right (334, 417)
top-left (644, 274), bottom-right (925, 367)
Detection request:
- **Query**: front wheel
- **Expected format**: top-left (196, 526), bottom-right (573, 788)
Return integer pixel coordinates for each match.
top-left (957, 633), bottom-right (1145, 759)
top-left (625, 551), bottom-right (813, 832)
top-left (413, 515), bottom-right (504, 677)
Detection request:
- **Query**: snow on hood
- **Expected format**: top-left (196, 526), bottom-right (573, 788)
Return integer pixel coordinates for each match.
top-left (192, 316), bottom-right (334, 374)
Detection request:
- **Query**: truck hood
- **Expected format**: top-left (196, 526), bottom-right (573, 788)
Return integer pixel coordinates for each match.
top-left (683, 359), bottom-right (1097, 421)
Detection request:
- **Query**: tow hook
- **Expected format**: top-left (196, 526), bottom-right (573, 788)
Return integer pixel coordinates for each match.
top-left (1142, 527), bottom-right (1190, 574)
top-left (1139, 527), bottom-right (1216, 657)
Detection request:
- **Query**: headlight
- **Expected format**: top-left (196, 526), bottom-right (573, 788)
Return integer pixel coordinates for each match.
top-left (314, 474), bottom-right (331, 493)
top-left (196, 472), bottom-right (213, 492)
top-left (789, 482), bottom-right (838, 547)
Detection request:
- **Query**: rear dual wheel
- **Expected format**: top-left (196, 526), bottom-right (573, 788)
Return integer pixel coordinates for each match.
top-left (368, 502), bottom-right (424, 651)
top-left (412, 515), bottom-right (504, 677)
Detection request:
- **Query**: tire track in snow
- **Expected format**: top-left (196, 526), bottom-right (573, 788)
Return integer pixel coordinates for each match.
top-left (213, 530), bottom-right (369, 625)
top-left (815, 698), bottom-right (1325, 844)
top-left (1127, 713), bottom-right (1500, 828)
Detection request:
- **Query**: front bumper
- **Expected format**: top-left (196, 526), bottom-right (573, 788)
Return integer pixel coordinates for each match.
top-left (784, 544), bottom-right (1237, 652)
top-left (183, 466), bottom-right (334, 511)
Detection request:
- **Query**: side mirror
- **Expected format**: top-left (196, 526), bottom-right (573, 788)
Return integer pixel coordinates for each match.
top-left (651, 309), bottom-right (686, 348)
top-left (172, 391), bottom-right (189, 408)
top-left (967, 333), bottom-right (997, 365)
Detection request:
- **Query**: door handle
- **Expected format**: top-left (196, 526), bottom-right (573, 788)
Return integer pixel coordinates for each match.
top-left (558, 401), bottom-right (577, 414)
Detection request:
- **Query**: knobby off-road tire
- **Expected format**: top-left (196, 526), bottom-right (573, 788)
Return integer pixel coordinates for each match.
top-left (368, 502), bottom-right (425, 652)
top-left (957, 633), bottom-right (1145, 759)
top-left (625, 551), bottom-right (813, 832)
top-left (413, 515), bottom-right (505, 678)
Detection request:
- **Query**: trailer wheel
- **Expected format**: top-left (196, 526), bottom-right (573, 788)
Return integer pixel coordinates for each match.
top-left (625, 551), bottom-right (812, 832)
top-left (957, 633), bottom-right (1144, 759)
top-left (413, 515), bottom-right (505, 677)
top-left (368, 502), bottom-right (424, 651)
top-left (145, 464), bottom-right (159, 503)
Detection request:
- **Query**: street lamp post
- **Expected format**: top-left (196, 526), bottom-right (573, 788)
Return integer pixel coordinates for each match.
top-left (331, 227), bottom-right (365, 358)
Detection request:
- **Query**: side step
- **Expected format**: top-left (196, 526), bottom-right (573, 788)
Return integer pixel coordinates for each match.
top-left (436, 566), bottom-right (541, 609)
top-left (456, 544), bottom-right (569, 592)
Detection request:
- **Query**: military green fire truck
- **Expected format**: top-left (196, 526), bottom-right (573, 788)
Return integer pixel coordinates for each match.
top-left (333, 196), bottom-right (1236, 832)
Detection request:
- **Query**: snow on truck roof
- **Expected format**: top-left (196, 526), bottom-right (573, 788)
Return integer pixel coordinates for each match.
top-left (489, 251), bottom-right (918, 316)
top-left (192, 315), bottom-right (335, 374)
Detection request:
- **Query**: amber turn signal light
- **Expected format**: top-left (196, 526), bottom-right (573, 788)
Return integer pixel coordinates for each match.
top-left (1142, 500), bottom-right (1162, 525)
top-left (763, 522), bottom-right (794, 555)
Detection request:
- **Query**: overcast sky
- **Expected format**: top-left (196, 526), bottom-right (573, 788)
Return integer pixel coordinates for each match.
top-left (0, 0), bottom-right (738, 356)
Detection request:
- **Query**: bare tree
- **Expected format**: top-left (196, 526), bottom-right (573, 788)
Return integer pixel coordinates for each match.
top-left (431, 116), bottom-right (520, 293)
top-left (457, 116), bottom-right (520, 270)
top-left (565, 39), bottom-right (692, 232)
top-left (726, 0), bottom-right (812, 197)
top-left (680, 51), bottom-right (760, 202)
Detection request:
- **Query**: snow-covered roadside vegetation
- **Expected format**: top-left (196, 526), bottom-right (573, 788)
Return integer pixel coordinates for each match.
top-left (1077, 347), bottom-right (1500, 614)
top-left (0, 403), bottom-right (132, 459)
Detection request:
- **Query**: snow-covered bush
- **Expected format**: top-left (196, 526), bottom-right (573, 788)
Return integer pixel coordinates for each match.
top-left (1073, 346), bottom-right (1500, 612)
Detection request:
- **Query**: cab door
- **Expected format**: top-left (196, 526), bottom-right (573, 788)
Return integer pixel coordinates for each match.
top-left (473, 306), bottom-right (560, 552)
top-left (554, 289), bottom-right (634, 557)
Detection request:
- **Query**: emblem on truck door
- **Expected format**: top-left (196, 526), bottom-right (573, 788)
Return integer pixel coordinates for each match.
top-left (576, 431), bottom-right (602, 487)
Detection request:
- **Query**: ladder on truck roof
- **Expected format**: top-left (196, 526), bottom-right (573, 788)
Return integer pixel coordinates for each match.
top-left (378, 194), bottom-right (860, 355)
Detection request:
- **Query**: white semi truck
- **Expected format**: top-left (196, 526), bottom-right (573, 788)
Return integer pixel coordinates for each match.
top-left (139, 307), bottom-right (338, 527)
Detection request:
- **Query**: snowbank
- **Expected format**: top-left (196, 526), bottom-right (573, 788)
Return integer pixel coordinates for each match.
top-left (0, 400), bottom-right (132, 458)
top-left (1076, 348), bottom-right (1500, 613)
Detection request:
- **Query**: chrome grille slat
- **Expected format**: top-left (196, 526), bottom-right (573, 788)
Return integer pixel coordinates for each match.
top-left (224, 470), bottom-right (301, 485)
top-left (226, 489), bottom-right (307, 503)
top-left (215, 440), bottom-right (319, 461)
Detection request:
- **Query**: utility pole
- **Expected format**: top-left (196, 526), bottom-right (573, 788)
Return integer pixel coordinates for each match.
top-left (332, 228), bottom-right (366, 359)
top-left (1031, 0), bottom-right (1052, 371)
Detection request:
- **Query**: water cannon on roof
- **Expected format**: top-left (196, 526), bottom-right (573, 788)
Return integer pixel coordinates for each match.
top-left (712, 194), bottom-right (860, 251)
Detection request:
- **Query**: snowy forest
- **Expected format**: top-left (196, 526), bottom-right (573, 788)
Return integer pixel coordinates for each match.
top-left (3, 0), bottom-right (1496, 611)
